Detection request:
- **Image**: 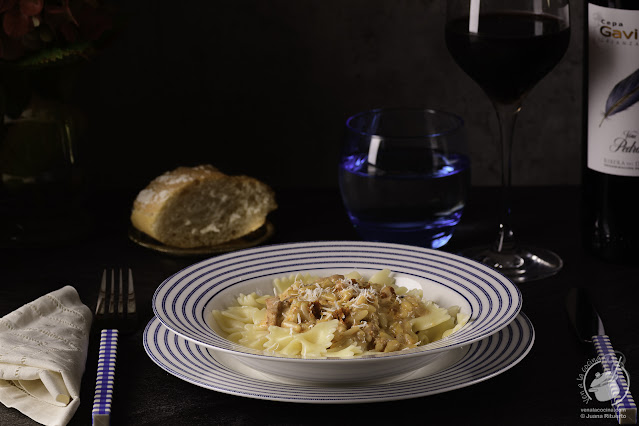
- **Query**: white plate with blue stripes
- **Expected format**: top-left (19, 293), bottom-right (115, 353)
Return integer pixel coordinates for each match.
top-left (143, 313), bottom-right (534, 402)
top-left (152, 242), bottom-right (522, 383)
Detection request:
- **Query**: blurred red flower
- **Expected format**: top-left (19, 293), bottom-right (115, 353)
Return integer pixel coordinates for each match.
top-left (0, 0), bottom-right (113, 64)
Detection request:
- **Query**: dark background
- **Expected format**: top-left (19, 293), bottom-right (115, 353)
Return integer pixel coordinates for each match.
top-left (72, 0), bottom-right (583, 193)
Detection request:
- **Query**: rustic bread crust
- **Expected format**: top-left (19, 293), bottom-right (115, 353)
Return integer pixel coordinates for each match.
top-left (131, 165), bottom-right (277, 248)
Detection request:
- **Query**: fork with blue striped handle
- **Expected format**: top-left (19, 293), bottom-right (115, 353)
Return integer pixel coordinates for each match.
top-left (92, 268), bottom-right (137, 426)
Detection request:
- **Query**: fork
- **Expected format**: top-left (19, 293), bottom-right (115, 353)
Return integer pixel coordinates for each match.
top-left (92, 268), bottom-right (137, 426)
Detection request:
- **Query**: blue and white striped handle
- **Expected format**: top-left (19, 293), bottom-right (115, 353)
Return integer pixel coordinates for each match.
top-left (593, 335), bottom-right (637, 425)
top-left (92, 329), bottom-right (119, 426)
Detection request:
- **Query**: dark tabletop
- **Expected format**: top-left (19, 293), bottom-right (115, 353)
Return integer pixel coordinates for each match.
top-left (1, 186), bottom-right (637, 426)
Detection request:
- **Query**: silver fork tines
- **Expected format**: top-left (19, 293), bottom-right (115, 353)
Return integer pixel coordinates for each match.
top-left (95, 268), bottom-right (137, 327)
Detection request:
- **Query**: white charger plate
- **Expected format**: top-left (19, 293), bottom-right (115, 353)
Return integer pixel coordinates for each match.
top-left (143, 313), bottom-right (534, 403)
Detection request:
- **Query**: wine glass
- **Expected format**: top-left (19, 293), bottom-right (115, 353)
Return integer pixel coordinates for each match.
top-left (445, 0), bottom-right (570, 282)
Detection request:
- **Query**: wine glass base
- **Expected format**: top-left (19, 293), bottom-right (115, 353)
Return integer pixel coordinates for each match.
top-left (458, 245), bottom-right (563, 283)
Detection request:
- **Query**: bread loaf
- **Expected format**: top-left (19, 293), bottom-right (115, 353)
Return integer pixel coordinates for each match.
top-left (131, 165), bottom-right (277, 248)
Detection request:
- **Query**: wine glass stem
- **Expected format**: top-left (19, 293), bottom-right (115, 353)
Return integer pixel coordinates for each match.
top-left (492, 100), bottom-right (522, 254)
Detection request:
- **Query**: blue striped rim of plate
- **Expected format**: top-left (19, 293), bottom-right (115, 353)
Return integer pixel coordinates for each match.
top-left (143, 313), bottom-right (534, 403)
top-left (152, 241), bottom-right (522, 360)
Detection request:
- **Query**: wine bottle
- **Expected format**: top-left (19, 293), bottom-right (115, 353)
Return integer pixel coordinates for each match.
top-left (583, 0), bottom-right (639, 262)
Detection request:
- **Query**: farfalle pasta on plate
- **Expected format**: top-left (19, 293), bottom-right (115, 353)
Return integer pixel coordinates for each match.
top-left (210, 269), bottom-right (469, 358)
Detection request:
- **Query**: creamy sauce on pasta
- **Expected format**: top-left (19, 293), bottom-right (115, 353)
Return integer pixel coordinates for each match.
top-left (211, 270), bottom-right (469, 358)
top-left (265, 274), bottom-right (426, 353)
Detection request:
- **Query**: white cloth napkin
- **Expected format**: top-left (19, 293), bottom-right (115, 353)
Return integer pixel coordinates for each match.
top-left (0, 286), bottom-right (92, 426)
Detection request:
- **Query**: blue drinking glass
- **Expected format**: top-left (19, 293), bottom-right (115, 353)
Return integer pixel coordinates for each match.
top-left (339, 108), bottom-right (469, 249)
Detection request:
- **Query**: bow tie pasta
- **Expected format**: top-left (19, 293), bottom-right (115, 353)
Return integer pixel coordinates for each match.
top-left (210, 269), bottom-right (469, 358)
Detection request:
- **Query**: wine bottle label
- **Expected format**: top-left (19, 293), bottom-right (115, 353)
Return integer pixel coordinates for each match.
top-left (587, 4), bottom-right (639, 177)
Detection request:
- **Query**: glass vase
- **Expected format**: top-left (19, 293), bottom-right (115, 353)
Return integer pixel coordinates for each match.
top-left (0, 63), bottom-right (90, 247)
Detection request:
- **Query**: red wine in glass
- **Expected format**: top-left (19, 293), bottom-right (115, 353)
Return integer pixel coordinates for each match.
top-left (446, 12), bottom-right (570, 104)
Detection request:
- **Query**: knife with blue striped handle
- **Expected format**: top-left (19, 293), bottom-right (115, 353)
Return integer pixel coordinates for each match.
top-left (566, 288), bottom-right (636, 425)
